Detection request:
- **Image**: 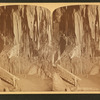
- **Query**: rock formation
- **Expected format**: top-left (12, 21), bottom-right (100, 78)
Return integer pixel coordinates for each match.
top-left (53, 5), bottom-right (100, 75)
top-left (0, 5), bottom-right (52, 76)
top-left (0, 5), bottom-right (100, 79)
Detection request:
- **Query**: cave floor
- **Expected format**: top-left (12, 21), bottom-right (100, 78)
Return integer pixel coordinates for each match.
top-left (1, 73), bottom-right (100, 93)
top-left (15, 74), bottom-right (52, 92)
top-left (73, 74), bottom-right (100, 92)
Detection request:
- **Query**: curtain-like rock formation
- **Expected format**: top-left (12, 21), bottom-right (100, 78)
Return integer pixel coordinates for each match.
top-left (53, 5), bottom-right (100, 75)
top-left (0, 5), bottom-right (52, 75)
top-left (0, 5), bottom-right (100, 77)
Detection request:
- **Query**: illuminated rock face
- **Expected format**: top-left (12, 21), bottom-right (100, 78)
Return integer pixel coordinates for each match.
top-left (52, 5), bottom-right (100, 75)
top-left (0, 5), bottom-right (52, 58)
top-left (0, 5), bottom-right (52, 75)
top-left (0, 5), bottom-right (100, 75)
top-left (1, 5), bottom-right (100, 59)
top-left (53, 5), bottom-right (100, 58)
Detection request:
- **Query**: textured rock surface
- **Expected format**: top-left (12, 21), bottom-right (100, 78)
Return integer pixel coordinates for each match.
top-left (90, 65), bottom-right (100, 75)
top-left (0, 5), bottom-right (52, 77)
top-left (53, 5), bottom-right (100, 57)
top-left (0, 5), bottom-right (100, 78)
top-left (53, 5), bottom-right (100, 74)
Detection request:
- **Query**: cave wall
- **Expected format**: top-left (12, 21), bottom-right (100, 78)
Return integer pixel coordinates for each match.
top-left (1, 5), bottom-right (100, 76)
top-left (0, 5), bottom-right (53, 75)
top-left (0, 5), bottom-right (52, 58)
top-left (53, 5), bottom-right (100, 75)
top-left (53, 5), bottom-right (100, 58)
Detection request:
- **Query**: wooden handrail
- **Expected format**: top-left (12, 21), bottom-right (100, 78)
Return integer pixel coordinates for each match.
top-left (57, 64), bottom-right (81, 81)
top-left (0, 67), bottom-right (19, 80)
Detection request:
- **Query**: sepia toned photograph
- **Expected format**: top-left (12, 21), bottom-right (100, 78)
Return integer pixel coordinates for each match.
top-left (0, 3), bottom-right (100, 93)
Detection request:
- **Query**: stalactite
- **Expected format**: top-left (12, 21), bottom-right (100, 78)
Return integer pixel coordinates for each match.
top-left (12, 9), bottom-right (22, 56)
top-left (74, 8), bottom-right (84, 57)
top-left (47, 24), bottom-right (52, 46)
top-left (88, 5), bottom-right (97, 39)
top-left (98, 6), bottom-right (100, 29)
top-left (26, 6), bottom-right (35, 40)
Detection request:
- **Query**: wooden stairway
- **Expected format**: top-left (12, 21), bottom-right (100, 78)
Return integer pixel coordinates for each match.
top-left (55, 64), bottom-right (81, 87)
top-left (0, 67), bottom-right (19, 88)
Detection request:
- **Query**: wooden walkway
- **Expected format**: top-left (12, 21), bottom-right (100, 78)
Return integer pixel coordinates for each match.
top-left (0, 67), bottom-right (19, 88)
